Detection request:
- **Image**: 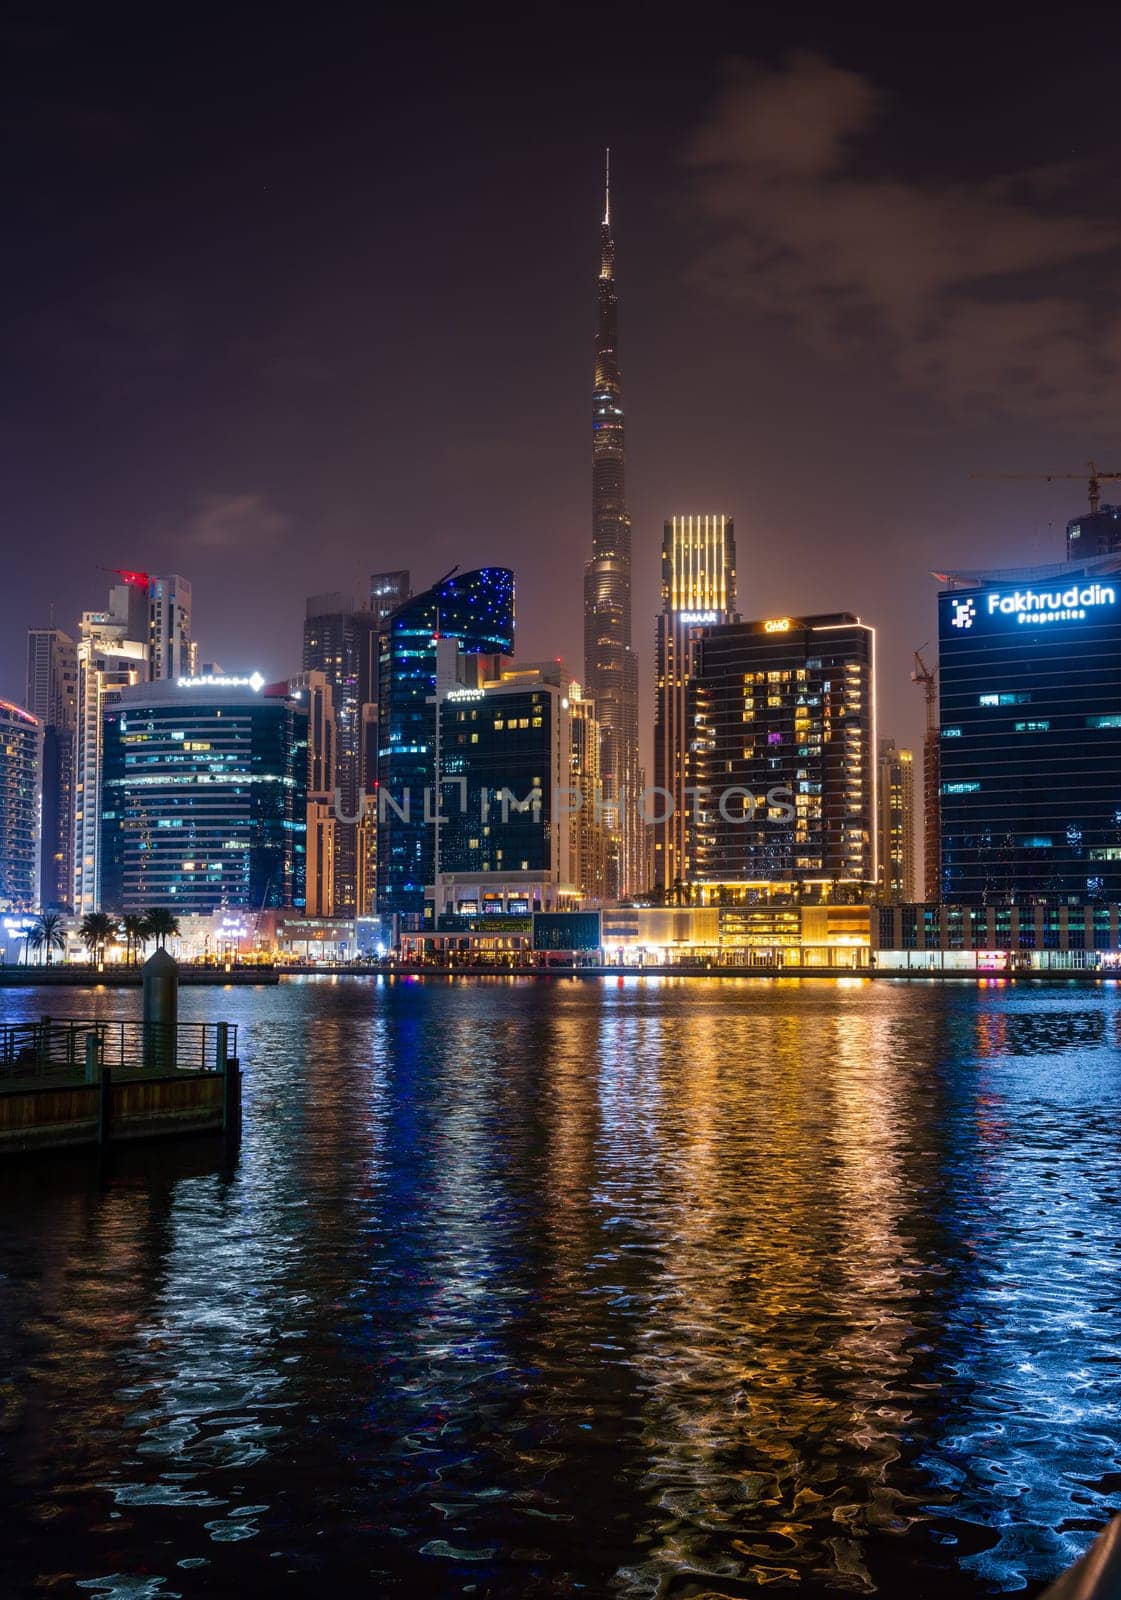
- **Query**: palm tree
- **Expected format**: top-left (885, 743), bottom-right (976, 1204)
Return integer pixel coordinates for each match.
top-left (143, 907), bottom-right (180, 950)
top-left (28, 911), bottom-right (66, 966)
top-left (78, 911), bottom-right (117, 964)
top-left (121, 913), bottom-right (149, 966)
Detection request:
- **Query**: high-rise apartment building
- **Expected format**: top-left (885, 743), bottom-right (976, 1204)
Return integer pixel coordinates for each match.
top-left (72, 571), bottom-right (195, 913)
top-left (653, 515), bottom-right (737, 894)
top-left (148, 574), bottom-right (194, 680)
top-left (0, 699), bottom-right (41, 912)
top-left (689, 613), bottom-right (877, 888)
top-left (290, 670), bottom-right (337, 919)
top-left (25, 627), bottom-right (77, 909)
top-left (876, 738), bottom-right (915, 902)
top-left (99, 679), bottom-right (307, 915)
top-left (302, 594), bottom-right (380, 916)
top-left (938, 553), bottom-right (1121, 903)
top-left (73, 575), bottom-right (153, 915)
top-left (377, 568), bottom-right (515, 926)
top-left (583, 155), bottom-right (640, 898)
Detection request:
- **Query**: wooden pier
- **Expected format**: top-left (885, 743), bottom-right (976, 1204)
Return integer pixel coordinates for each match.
top-left (0, 1017), bottom-right (241, 1154)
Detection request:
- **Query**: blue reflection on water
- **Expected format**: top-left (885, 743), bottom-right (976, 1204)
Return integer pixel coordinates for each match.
top-left (0, 977), bottom-right (1118, 1597)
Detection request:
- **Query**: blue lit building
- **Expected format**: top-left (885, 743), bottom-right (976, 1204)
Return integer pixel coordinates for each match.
top-left (937, 553), bottom-right (1121, 904)
top-left (376, 568), bottom-right (515, 926)
top-left (99, 678), bottom-right (308, 914)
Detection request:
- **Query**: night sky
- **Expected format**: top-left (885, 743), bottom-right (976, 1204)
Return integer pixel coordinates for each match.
top-left (5, 4), bottom-right (1121, 770)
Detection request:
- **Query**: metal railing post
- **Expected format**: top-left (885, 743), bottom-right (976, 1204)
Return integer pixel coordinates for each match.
top-left (84, 1032), bottom-right (100, 1084)
top-left (215, 1022), bottom-right (229, 1076)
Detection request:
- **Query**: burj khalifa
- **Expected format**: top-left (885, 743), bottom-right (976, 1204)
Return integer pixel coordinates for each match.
top-left (583, 152), bottom-right (641, 897)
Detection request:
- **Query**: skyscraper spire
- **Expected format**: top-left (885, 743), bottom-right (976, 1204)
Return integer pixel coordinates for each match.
top-left (584, 151), bottom-right (641, 899)
top-left (603, 146), bottom-right (611, 228)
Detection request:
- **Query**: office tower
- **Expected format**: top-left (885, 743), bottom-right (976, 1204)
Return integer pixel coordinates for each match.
top-left (302, 594), bottom-right (380, 916)
top-left (495, 661), bottom-right (607, 902)
top-left (1067, 506), bottom-right (1121, 561)
top-left (0, 699), bottom-right (41, 911)
top-left (567, 682), bottom-right (606, 902)
top-left (583, 154), bottom-right (640, 899)
top-left (876, 739), bottom-right (915, 902)
top-left (99, 678), bottom-right (308, 915)
top-left (358, 571), bottom-right (413, 910)
top-left (148, 574), bottom-right (193, 680)
top-left (653, 515), bottom-right (737, 894)
top-left (690, 613), bottom-right (876, 887)
top-left (377, 568), bottom-right (515, 926)
top-left (429, 661), bottom-right (575, 931)
top-left (937, 553), bottom-right (1121, 903)
top-left (290, 670), bottom-right (337, 918)
top-left (25, 627), bottom-right (77, 909)
top-left (73, 574), bottom-right (152, 915)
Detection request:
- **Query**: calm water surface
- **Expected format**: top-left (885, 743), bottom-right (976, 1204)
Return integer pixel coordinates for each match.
top-left (1, 977), bottom-right (1120, 1598)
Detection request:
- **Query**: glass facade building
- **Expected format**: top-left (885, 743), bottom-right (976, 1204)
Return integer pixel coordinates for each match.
top-left (25, 627), bottom-right (77, 910)
top-left (653, 514), bottom-right (737, 893)
top-left (938, 554), bottom-right (1121, 903)
top-left (689, 613), bottom-right (876, 886)
top-left (0, 698), bottom-right (40, 911)
top-left (302, 594), bottom-right (380, 916)
top-left (99, 680), bottom-right (307, 915)
top-left (376, 568), bottom-right (515, 926)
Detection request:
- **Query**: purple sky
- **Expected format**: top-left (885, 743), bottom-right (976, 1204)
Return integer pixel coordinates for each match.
top-left (4, 5), bottom-right (1121, 777)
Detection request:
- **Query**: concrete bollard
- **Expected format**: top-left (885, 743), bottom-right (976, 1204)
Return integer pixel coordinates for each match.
top-left (143, 948), bottom-right (179, 1071)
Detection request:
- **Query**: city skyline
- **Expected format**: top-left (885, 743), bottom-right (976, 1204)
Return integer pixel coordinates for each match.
top-left (6, 10), bottom-right (1121, 787)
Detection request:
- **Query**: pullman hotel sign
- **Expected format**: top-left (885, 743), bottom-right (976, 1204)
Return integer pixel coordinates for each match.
top-left (942, 581), bottom-right (1119, 636)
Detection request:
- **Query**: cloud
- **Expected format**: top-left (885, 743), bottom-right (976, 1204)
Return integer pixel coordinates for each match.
top-left (187, 493), bottom-right (291, 551)
top-left (683, 53), bottom-right (1121, 421)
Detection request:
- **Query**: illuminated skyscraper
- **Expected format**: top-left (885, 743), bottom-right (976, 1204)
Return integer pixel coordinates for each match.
top-left (876, 738), bottom-right (915, 902)
top-left (583, 153), bottom-right (640, 898)
top-left (99, 679), bottom-right (307, 916)
top-left (26, 626), bottom-right (77, 909)
top-left (0, 699), bottom-right (40, 912)
top-left (377, 567), bottom-right (515, 926)
top-left (73, 574), bottom-right (152, 915)
top-left (653, 515), bottom-right (737, 894)
top-left (302, 594), bottom-right (380, 916)
top-left (690, 614), bottom-right (877, 888)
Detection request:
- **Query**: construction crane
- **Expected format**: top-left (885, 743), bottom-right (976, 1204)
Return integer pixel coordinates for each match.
top-left (971, 459), bottom-right (1121, 516)
top-left (911, 648), bottom-right (940, 905)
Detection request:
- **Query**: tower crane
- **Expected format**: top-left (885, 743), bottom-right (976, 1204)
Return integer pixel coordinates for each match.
top-left (971, 459), bottom-right (1121, 516)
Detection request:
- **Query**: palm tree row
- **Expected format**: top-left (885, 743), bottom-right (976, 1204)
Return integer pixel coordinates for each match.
top-left (77, 908), bottom-right (181, 963)
top-left (17, 908), bottom-right (182, 966)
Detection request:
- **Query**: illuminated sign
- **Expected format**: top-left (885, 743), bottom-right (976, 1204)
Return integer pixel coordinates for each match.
top-left (987, 583), bottom-right (1116, 624)
top-left (763, 618), bottom-right (793, 633)
top-left (446, 688), bottom-right (485, 702)
top-left (677, 610), bottom-right (719, 625)
top-left (948, 583), bottom-right (1118, 632)
top-left (177, 672), bottom-right (265, 692)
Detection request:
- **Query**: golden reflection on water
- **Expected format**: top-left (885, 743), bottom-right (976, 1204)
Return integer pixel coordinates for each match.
top-left (0, 977), bottom-right (1119, 1596)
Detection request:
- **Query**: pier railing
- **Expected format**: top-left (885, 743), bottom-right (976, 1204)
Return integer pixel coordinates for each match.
top-left (0, 1019), bottom-right (238, 1080)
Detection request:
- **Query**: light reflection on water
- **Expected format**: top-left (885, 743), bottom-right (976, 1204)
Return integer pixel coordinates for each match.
top-left (0, 977), bottom-right (1119, 1597)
